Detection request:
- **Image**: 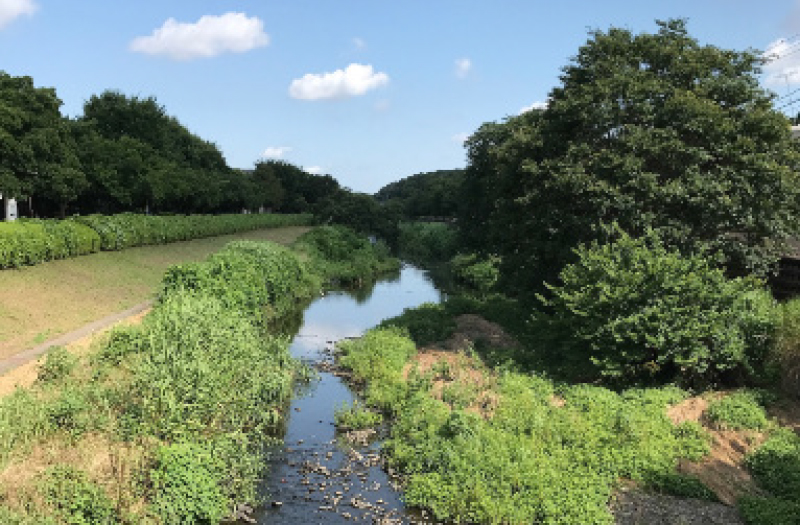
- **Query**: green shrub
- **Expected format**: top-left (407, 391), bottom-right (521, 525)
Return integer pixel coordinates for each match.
top-left (739, 495), bottom-right (800, 525)
top-left (746, 428), bottom-right (800, 502)
top-left (37, 346), bottom-right (77, 383)
top-left (0, 221), bottom-right (49, 267)
top-left (538, 228), bottom-right (778, 387)
top-left (293, 225), bottom-right (400, 285)
top-left (46, 388), bottom-right (92, 436)
top-left (337, 324), bottom-right (708, 524)
top-left (124, 290), bottom-right (293, 439)
top-left (149, 442), bottom-right (228, 525)
top-left (450, 253), bottom-right (501, 294)
top-left (707, 391), bottom-right (770, 430)
top-left (40, 465), bottom-right (117, 524)
top-left (334, 400), bottom-right (383, 430)
top-left (398, 222), bottom-right (459, 264)
top-left (161, 240), bottom-right (318, 322)
top-left (338, 328), bottom-right (416, 411)
top-left (775, 298), bottom-right (800, 398)
top-left (379, 302), bottom-right (456, 346)
top-left (644, 471), bottom-right (717, 501)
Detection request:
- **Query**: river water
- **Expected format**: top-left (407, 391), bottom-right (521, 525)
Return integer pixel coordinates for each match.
top-left (256, 265), bottom-right (443, 524)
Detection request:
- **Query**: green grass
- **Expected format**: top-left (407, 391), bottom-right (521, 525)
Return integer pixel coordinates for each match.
top-left (334, 400), bottom-right (383, 430)
top-left (337, 320), bottom-right (715, 524)
top-left (740, 429), bottom-right (800, 525)
top-left (0, 226), bottom-right (310, 360)
top-left (707, 390), bottom-right (771, 431)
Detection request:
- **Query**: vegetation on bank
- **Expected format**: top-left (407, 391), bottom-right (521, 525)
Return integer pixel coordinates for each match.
top-left (338, 291), bottom-right (800, 524)
top-left (0, 226), bottom-right (398, 523)
top-left (364, 20), bottom-right (800, 523)
top-left (293, 225), bottom-right (400, 286)
top-left (0, 212), bottom-right (313, 269)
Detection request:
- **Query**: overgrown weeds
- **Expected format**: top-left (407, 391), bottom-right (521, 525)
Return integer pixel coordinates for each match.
top-left (0, 227), bottom-right (397, 522)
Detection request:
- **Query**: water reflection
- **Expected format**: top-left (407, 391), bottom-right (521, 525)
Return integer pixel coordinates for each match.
top-left (257, 265), bottom-right (442, 524)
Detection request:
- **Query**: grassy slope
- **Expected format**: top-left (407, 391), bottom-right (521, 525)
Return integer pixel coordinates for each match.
top-left (0, 226), bottom-right (310, 360)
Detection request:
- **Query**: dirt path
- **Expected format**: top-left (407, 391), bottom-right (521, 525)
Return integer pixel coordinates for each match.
top-left (0, 301), bottom-right (151, 395)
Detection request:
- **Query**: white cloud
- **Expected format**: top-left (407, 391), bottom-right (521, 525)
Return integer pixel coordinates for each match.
top-left (0, 0), bottom-right (37, 29)
top-left (452, 132), bottom-right (470, 144)
top-left (262, 146), bottom-right (292, 159)
top-left (763, 37), bottom-right (800, 87)
top-left (374, 99), bottom-right (391, 112)
top-left (353, 37), bottom-right (366, 50)
top-left (519, 100), bottom-right (548, 114)
top-left (455, 58), bottom-right (472, 79)
top-left (305, 166), bottom-right (323, 175)
top-left (289, 63), bottom-right (389, 101)
top-left (130, 12), bottom-right (269, 60)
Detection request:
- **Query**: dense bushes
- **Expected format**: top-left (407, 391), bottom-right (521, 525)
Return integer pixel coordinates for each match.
top-left (397, 222), bottom-right (459, 264)
top-left (161, 241), bottom-right (319, 322)
top-left (741, 429), bottom-right (800, 524)
top-left (0, 219), bottom-right (100, 268)
top-left (293, 225), bottom-right (400, 285)
top-left (0, 212), bottom-right (313, 269)
top-left (450, 252), bottom-right (500, 294)
top-left (537, 229), bottom-right (777, 387)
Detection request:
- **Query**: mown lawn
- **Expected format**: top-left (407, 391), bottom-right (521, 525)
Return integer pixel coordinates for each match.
top-left (0, 226), bottom-right (310, 360)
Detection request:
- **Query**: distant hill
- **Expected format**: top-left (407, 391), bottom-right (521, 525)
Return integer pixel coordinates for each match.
top-left (375, 169), bottom-right (464, 218)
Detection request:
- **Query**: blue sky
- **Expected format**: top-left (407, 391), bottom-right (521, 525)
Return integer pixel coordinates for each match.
top-left (2, 1), bottom-right (800, 193)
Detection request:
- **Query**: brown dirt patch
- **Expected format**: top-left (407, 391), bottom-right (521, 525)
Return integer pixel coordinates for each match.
top-left (401, 314), bottom-right (518, 417)
top-left (677, 430), bottom-right (765, 505)
top-left (440, 314), bottom-right (519, 352)
top-left (667, 396), bottom-right (708, 426)
top-left (667, 395), bottom-right (765, 505)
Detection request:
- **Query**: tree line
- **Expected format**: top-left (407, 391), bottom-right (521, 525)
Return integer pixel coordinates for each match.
top-left (0, 76), bottom-right (380, 222)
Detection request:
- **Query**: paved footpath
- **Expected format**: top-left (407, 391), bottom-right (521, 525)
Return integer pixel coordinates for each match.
top-left (0, 301), bottom-right (153, 376)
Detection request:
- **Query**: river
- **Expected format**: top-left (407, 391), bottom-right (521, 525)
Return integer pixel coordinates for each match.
top-left (256, 264), bottom-right (443, 524)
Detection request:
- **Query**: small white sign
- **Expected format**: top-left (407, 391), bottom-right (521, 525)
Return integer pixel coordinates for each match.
top-left (5, 198), bottom-right (17, 221)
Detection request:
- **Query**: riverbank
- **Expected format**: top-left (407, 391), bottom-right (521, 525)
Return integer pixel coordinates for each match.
top-left (0, 226), bottom-right (402, 523)
top-left (335, 298), bottom-right (800, 524)
top-left (0, 226), bottom-right (309, 362)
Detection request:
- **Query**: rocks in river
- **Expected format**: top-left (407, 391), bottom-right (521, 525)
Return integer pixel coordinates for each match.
top-left (230, 503), bottom-right (256, 523)
top-left (342, 428), bottom-right (377, 447)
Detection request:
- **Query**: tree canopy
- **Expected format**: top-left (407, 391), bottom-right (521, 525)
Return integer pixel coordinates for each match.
top-left (0, 72), bottom-right (85, 215)
top-left (460, 19), bottom-right (800, 295)
top-left (375, 169), bottom-right (465, 219)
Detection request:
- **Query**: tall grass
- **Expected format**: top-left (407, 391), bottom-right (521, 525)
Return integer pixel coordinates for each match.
top-left (0, 228), bottom-right (394, 522)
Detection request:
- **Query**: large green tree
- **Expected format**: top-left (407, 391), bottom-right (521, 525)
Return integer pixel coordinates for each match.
top-left (77, 91), bottom-right (235, 214)
top-left (461, 19), bottom-right (800, 296)
top-left (0, 72), bottom-right (86, 216)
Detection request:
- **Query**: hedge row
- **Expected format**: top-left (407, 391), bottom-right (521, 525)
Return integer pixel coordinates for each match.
top-left (0, 213), bottom-right (313, 269)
